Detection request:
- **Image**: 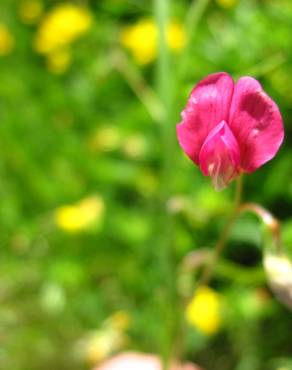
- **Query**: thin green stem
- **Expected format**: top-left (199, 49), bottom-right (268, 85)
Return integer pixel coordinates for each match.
top-left (239, 53), bottom-right (285, 79)
top-left (178, 0), bottom-right (211, 79)
top-left (200, 174), bottom-right (244, 285)
top-left (234, 172), bottom-right (243, 210)
top-left (111, 49), bottom-right (165, 123)
top-left (154, 1), bottom-right (177, 369)
top-left (154, 0), bottom-right (213, 366)
top-left (198, 174), bottom-right (284, 286)
top-left (185, 0), bottom-right (211, 48)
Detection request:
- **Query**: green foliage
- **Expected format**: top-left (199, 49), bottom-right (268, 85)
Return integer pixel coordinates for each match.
top-left (0, 1), bottom-right (292, 370)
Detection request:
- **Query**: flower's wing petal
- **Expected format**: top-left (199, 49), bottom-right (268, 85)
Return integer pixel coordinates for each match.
top-left (229, 77), bottom-right (284, 172)
top-left (176, 72), bottom-right (234, 165)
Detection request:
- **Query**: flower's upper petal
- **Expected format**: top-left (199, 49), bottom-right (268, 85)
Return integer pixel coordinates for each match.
top-left (176, 72), bottom-right (234, 165)
top-left (229, 77), bottom-right (284, 173)
top-left (199, 121), bottom-right (240, 191)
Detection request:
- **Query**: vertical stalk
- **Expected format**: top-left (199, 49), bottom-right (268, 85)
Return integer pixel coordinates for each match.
top-left (154, 0), bottom-right (213, 366)
top-left (154, 0), bottom-right (177, 369)
top-left (179, 0), bottom-right (211, 79)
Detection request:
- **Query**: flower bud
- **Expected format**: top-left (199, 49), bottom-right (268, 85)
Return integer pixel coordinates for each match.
top-left (264, 253), bottom-right (292, 310)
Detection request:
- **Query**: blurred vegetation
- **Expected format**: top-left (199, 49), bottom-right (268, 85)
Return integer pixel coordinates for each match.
top-left (0, 0), bottom-right (292, 370)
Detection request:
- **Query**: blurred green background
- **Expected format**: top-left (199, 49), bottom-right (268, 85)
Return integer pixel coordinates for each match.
top-left (1, 0), bottom-right (292, 369)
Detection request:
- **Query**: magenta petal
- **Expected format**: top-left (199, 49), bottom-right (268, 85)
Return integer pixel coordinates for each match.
top-left (177, 72), bottom-right (234, 165)
top-left (199, 121), bottom-right (240, 191)
top-left (229, 76), bottom-right (284, 173)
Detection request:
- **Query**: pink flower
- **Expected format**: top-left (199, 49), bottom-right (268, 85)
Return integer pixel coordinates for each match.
top-left (177, 72), bottom-right (284, 190)
top-left (95, 352), bottom-right (203, 370)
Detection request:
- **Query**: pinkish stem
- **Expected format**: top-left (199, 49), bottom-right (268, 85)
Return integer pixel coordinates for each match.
top-left (238, 202), bottom-right (282, 253)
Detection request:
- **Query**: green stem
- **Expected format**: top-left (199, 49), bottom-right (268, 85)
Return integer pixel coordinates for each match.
top-left (155, 1), bottom-right (176, 369)
top-left (234, 172), bottom-right (243, 209)
top-left (200, 174), bottom-right (244, 285)
top-left (239, 53), bottom-right (285, 79)
top-left (178, 0), bottom-right (211, 79)
top-left (185, 0), bottom-right (211, 49)
top-left (198, 174), bottom-right (284, 286)
top-left (154, 0), bottom-right (213, 366)
top-left (111, 49), bottom-right (165, 123)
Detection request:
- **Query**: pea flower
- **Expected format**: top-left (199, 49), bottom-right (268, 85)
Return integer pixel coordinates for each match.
top-left (177, 72), bottom-right (284, 190)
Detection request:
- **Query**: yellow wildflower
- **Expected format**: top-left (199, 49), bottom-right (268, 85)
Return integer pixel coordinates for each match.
top-left (55, 195), bottom-right (105, 233)
top-left (215, 0), bottom-right (238, 9)
top-left (121, 134), bottom-right (147, 159)
top-left (18, 0), bottom-right (43, 24)
top-left (120, 19), bottom-right (185, 65)
top-left (0, 24), bottom-right (14, 56)
top-left (46, 48), bottom-right (71, 74)
top-left (105, 311), bottom-right (131, 331)
top-left (186, 286), bottom-right (221, 335)
top-left (88, 126), bottom-right (121, 153)
top-left (85, 329), bottom-right (127, 365)
top-left (121, 20), bottom-right (156, 65)
top-left (167, 22), bottom-right (186, 51)
top-left (34, 3), bottom-right (92, 54)
top-left (83, 311), bottom-right (131, 365)
top-left (135, 170), bottom-right (158, 196)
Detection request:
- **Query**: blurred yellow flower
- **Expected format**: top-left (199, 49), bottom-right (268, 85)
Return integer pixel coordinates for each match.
top-left (120, 19), bottom-right (185, 65)
top-left (83, 311), bottom-right (131, 365)
top-left (135, 170), bottom-right (158, 196)
top-left (186, 286), bottom-right (221, 335)
top-left (167, 22), bottom-right (186, 50)
top-left (269, 69), bottom-right (292, 104)
top-left (105, 310), bottom-right (131, 331)
top-left (55, 195), bottom-right (105, 233)
top-left (85, 329), bottom-right (127, 365)
top-left (0, 24), bottom-right (14, 56)
top-left (88, 126), bottom-right (121, 153)
top-left (18, 0), bottom-right (43, 24)
top-left (215, 0), bottom-right (238, 8)
top-left (34, 3), bottom-right (92, 54)
top-left (122, 134), bottom-right (147, 159)
top-left (46, 48), bottom-right (71, 74)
